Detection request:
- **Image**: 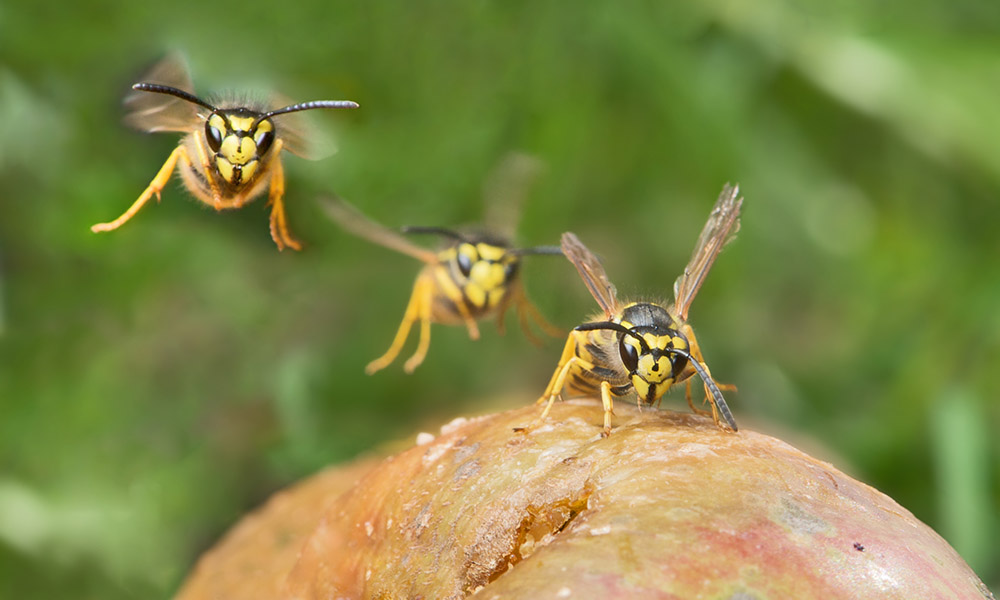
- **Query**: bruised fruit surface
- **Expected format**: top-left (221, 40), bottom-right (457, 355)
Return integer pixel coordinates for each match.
top-left (176, 400), bottom-right (995, 600)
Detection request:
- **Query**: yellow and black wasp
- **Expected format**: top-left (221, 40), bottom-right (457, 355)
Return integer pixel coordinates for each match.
top-left (91, 53), bottom-right (359, 250)
top-left (534, 184), bottom-right (743, 436)
top-left (321, 154), bottom-right (563, 374)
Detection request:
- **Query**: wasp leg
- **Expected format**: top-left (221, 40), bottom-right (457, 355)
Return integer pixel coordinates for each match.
top-left (682, 358), bottom-right (734, 431)
top-left (265, 141), bottom-right (302, 251)
top-left (517, 288), bottom-right (564, 344)
top-left (532, 355), bottom-right (587, 426)
top-left (537, 334), bottom-right (580, 401)
top-left (366, 273), bottom-right (434, 375)
top-left (703, 380), bottom-right (738, 429)
top-left (91, 146), bottom-right (186, 233)
top-left (600, 380), bottom-right (615, 437)
top-left (494, 283), bottom-right (513, 338)
top-left (459, 311), bottom-right (481, 341)
top-left (496, 282), bottom-right (563, 345)
top-left (685, 381), bottom-right (713, 417)
top-left (403, 274), bottom-right (435, 374)
top-left (521, 291), bottom-right (563, 339)
top-left (517, 334), bottom-right (594, 433)
top-left (495, 282), bottom-right (538, 344)
top-left (680, 323), bottom-right (737, 431)
top-left (527, 304), bottom-right (564, 339)
top-left (514, 298), bottom-right (542, 345)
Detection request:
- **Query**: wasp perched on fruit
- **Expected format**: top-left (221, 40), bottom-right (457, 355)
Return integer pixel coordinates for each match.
top-left (533, 184), bottom-right (743, 436)
top-left (321, 154), bottom-right (563, 374)
top-left (91, 53), bottom-right (359, 250)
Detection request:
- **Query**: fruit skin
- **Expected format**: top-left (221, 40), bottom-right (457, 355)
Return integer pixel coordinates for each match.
top-left (176, 400), bottom-right (995, 600)
top-left (173, 456), bottom-right (382, 600)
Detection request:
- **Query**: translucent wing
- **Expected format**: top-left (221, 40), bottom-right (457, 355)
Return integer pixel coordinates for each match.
top-left (267, 93), bottom-right (338, 161)
top-left (482, 152), bottom-right (544, 239)
top-left (123, 52), bottom-right (203, 133)
top-left (320, 195), bottom-right (439, 264)
top-left (561, 232), bottom-right (620, 319)
top-left (672, 183), bottom-right (743, 321)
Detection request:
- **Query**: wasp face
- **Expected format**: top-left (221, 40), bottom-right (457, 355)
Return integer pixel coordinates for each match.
top-left (618, 322), bottom-right (690, 405)
top-left (204, 109), bottom-right (275, 186)
top-left (449, 242), bottom-right (520, 310)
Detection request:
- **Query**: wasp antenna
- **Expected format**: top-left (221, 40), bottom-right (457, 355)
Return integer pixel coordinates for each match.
top-left (400, 226), bottom-right (467, 242)
top-left (664, 347), bottom-right (738, 431)
top-left (510, 245), bottom-right (563, 256)
top-left (574, 321), bottom-right (651, 353)
top-left (262, 100), bottom-right (360, 119)
top-left (132, 83), bottom-right (217, 112)
top-left (253, 100), bottom-right (359, 131)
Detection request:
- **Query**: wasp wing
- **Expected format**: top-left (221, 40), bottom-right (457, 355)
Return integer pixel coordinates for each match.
top-left (482, 152), bottom-right (544, 240)
top-left (320, 195), bottom-right (439, 264)
top-left (672, 183), bottom-right (743, 321)
top-left (267, 93), bottom-right (339, 161)
top-left (561, 232), bottom-right (620, 319)
top-left (123, 52), bottom-right (203, 133)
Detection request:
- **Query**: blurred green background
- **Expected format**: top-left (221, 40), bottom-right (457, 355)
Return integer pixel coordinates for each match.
top-left (2, 0), bottom-right (998, 597)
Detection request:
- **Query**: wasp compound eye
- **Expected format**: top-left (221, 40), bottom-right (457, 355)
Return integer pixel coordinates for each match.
top-left (503, 259), bottom-right (519, 282)
top-left (254, 122), bottom-right (274, 156)
top-left (205, 118), bottom-right (224, 153)
top-left (619, 335), bottom-right (640, 373)
top-left (457, 244), bottom-right (475, 278)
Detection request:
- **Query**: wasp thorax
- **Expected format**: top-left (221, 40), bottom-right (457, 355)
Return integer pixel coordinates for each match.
top-left (205, 110), bottom-right (274, 186)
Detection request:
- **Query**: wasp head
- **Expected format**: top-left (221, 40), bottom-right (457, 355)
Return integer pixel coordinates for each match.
top-left (204, 109), bottom-right (274, 186)
top-left (617, 323), bottom-right (690, 406)
top-left (451, 241), bottom-right (520, 310)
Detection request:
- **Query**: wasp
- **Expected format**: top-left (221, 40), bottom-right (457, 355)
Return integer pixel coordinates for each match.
top-left (91, 53), bottom-right (359, 250)
top-left (534, 184), bottom-right (743, 436)
top-left (320, 154), bottom-right (563, 373)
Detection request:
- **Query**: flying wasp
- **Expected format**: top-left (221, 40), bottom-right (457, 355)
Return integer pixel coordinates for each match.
top-left (91, 53), bottom-right (359, 250)
top-left (533, 184), bottom-right (743, 436)
top-left (320, 154), bottom-right (563, 374)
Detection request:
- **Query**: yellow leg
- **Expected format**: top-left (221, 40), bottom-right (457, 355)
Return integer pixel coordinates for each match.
top-left (538, 335), bottom-right (581, 400)
top-left (403, 277), bottom-right (434, 373)
top-left (685, 381), bottom-right (712, 417)
top-left (518, 333), bottom-right (595, 433)
top-left (91, 146), bottom-right (185, 232)
top-left (681, 325), bottom-right (717, 418)
top-left (679, 324), bottom-right (737, 430)
top-left (462, 315), bottom-right (481, 341)
top-left (366, 274), bottom-right (433, 375)
top-left (600, 380), bottom-right (615, 437)
top-left (532, 355), bottom-right (585, 426)
top-left (684, 370), bottom-right (739, 431)
top-left (266, 142), bottom-right (301, 251)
